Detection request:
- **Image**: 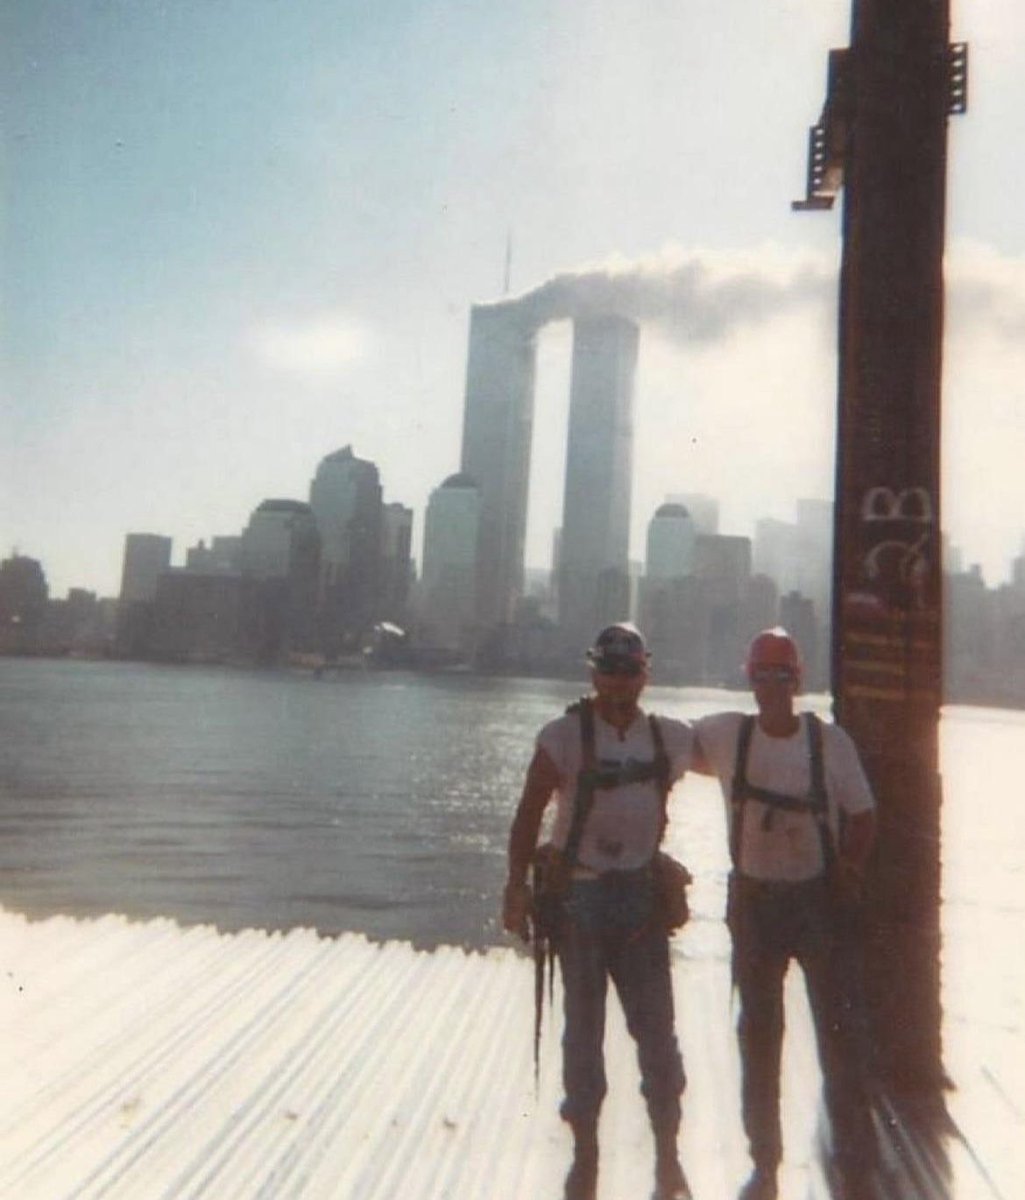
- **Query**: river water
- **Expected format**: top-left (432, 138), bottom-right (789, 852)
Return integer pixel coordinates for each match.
top-left (0, 658), bottom-right (1021, 1042)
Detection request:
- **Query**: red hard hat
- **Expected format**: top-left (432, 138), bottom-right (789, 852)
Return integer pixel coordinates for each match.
top-left (745, 627), bottom-right (801, 677)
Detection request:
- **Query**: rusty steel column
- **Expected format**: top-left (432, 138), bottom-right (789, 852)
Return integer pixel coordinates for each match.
top-left (831, 0), bottom-right (955, 1092)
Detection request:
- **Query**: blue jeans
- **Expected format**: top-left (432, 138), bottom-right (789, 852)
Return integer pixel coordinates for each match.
top-left (555, 869), bottom-right (685, 1124)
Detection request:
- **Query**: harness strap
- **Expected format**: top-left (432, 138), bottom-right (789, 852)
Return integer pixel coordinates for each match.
top-left (648, 713), bottom-right (671, 843)
top-left (562, 698), bottom-right (599, 869)
top-left (728, 713), bottom-right (834, 872)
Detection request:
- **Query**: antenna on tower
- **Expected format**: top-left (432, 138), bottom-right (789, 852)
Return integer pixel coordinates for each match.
top-left (503, 230), bottom-right (513, 296)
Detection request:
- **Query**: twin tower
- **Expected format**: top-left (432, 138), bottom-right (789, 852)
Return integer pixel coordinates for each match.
top-left (460, 301), bottom-right (639, 653)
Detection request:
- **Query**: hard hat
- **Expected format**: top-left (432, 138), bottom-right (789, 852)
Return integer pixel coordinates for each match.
top-left (586, 622), bottom-right (650, 673)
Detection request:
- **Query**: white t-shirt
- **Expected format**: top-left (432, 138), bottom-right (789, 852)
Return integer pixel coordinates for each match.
top-left (537, 706), bottom-right (693, 873)
top-left (693, 711), bottom-right (874, 883)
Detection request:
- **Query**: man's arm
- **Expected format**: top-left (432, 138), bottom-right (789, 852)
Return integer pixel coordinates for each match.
top-left (831, 808), bottom-right (877, 907)
top-left (502, 746), bottom-right (559, 937)
top-left (832, 723), bottom-right (878, 902)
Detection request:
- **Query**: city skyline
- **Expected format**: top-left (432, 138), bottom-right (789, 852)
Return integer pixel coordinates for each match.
top-left (5, 2), bottom-right (1025, 598)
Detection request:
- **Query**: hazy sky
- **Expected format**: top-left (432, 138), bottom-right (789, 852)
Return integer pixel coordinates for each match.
top-left (4, 0), bottom-right (1025, 598)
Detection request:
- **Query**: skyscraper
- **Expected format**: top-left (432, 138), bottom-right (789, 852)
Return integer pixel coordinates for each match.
top-left (119, 533), bottom-right (172, 603)
top-left (644, 502), bottom-right (696, 581)
top-left (309, 446), bottom-right (383, 650)
top-left (639, 503), bottom-right (698, 680)
top-left (380, 502), bottom-right (414, 625)
top-left (240, 500), bottom-right (319, 582)
top-left (558, 314), bottom-right (639, 650)
top-left (667, 492), bottom-right (719, 537)
top-left (421, 473), bottom-right (480, 654)
top-left (238, 498), bottom-right (321, 658)
top-left (459, 303), bottom-right (538, 630)
top-left (116, 533), bottom-right (173, 657)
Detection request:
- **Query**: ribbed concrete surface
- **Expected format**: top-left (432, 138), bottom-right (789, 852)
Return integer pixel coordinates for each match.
top-left (0, 907), bottom-right (1015, 1199)
top-left (0, 908), bottom-right (808, 1200)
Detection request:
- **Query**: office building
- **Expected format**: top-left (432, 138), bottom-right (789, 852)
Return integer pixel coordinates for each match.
top-left (459, 303), bottom-right (538, 630)
top-left (186, 537), bottom-right (242, 573)
top-left (420, 473), bottom-right (480, 654)
top-left (150, 570), bottom-right (243, 663)
top-left (240, 500), bottom-right (318, 582)
top-left (380, 502), bottom-right (414, 626)
top-left (645, 502), bottom-right (696, 580)
top-left (666, 493), bottom-right (719, 537)
top-left (638, 503), bottom-right (698, 678)
top-left (558, 315), bottom-right (639, 650)
top-left (0, 554), bottom-right (49, 652)
top-left (116, 533), bottom-right (173, 656)
top-left (309, 446), bottom-right (383, 650)
top-left (119, 534), bottom-right (172, 603)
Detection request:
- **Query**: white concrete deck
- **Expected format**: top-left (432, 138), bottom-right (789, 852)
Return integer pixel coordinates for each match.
top-left (0, 907), bottom-right (1018, 1199)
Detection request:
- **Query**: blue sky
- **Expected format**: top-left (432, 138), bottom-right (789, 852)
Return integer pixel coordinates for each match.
top-left (4, 0), bottom-right (1024, 596)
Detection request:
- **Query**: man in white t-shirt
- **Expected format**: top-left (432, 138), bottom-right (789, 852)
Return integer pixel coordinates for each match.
top-left (693, 628), bottom-right (878, 1200)
top-left (502, 624), bottom-right (694, 1200)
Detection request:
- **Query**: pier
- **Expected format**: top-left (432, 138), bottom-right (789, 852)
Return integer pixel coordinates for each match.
top-left (2, 780), bottom-right (1019, 1200)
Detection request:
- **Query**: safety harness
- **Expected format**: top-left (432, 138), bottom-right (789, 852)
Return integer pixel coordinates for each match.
top-left (531, 697), bottom-right (671, 1081)
top-left (728, 712), bottom-right (835, 874)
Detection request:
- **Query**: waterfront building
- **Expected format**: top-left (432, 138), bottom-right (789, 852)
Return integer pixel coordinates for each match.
top-left (309, 447), bottom-right (383, 654)
top-left (557, 314), bottom-right (639, 652)
top-left (186, 537), bottom-right (242, 573)
top-left (238, 499), bottom-right (321, 656)
top-left (119, 534), bottom-right (172, 603)
top-left (380, 502), bottom-right (414, 627)
top-left (116, 534), bottom-right (172, 657)
top-left (0, 554), bottom-right (49, 652)
top-left (149, 570), bottom-right (243, 662)
top-left (41, 587), bottom-right (108, 655)
top-left (420, 473), bottom-right (480, 655)
top-left (240, 500), bottom-right (318, 582)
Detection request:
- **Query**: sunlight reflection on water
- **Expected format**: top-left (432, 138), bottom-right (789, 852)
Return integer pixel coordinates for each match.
top-left (0, 661), bottom-right (1021, 1051)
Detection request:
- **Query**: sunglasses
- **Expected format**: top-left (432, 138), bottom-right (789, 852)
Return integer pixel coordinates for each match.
top-left (750, 666), bottom-right (797, 683)
top-left (594, 661), bottom-right (645, 678)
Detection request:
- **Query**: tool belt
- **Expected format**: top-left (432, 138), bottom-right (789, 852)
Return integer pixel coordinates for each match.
top-left (530, 841), bottom-right (569, 939)
top-left (531, 841), bottom-right (692, 934)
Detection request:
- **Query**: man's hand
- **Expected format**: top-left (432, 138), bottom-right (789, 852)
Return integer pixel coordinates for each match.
top-left (502, 880), bottom-right (532, 941)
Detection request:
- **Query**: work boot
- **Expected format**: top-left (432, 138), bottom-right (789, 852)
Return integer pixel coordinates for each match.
top-left (652, 1115), bottom-right (693, 1200)
top-left (564, 1119), bottom-right (598, 1200)
top-left (737, 1163), bottom-right (778, 1200)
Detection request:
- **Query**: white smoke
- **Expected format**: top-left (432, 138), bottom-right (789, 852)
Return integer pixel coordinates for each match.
top-left (484, 246), bottom-right (834, 344)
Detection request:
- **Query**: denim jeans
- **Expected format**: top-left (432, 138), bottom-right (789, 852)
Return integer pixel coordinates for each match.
top-left (555, 869), bottom-right (685, 1124)
top-left (727, 873), bottom-right (876, 1172)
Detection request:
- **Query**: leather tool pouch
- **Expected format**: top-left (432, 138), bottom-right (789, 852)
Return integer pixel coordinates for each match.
top-left (653, 850), bottom-right (693, 932)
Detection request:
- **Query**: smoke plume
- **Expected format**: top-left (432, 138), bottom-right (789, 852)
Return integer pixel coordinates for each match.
top-left (484, 248), bottom-right (833, 345)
